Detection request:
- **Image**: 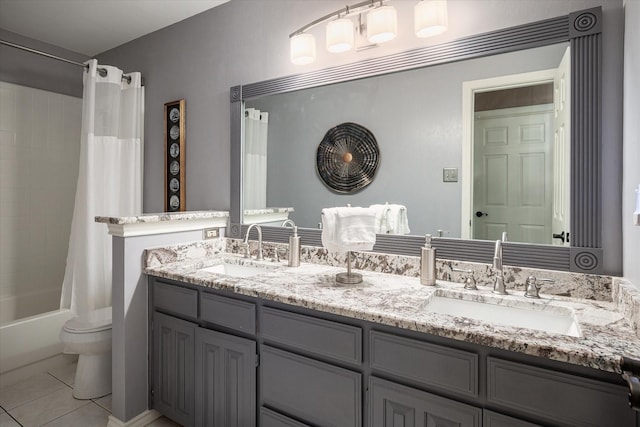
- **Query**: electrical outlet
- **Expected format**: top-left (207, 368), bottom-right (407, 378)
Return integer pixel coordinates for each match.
top-left (203, 227), bottom-right (219, 239)
top-left (443, 167), bottom-right (458, 182)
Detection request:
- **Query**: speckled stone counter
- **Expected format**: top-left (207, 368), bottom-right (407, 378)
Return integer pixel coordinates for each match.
top-left (96, 210), bottom-right (229, 225)
top-left (144, 239), bottom-right (640, 374)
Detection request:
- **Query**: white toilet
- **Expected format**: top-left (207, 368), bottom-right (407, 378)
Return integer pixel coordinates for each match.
top-left (60, 306), bottom-right (112, 399)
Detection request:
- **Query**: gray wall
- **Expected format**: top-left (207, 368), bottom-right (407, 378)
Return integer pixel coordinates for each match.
top-left (96, 0), bottom-right (624, 274)
top-left (249, 44), bottom-right (566, 236)
top-left (0, 28), bottom-right (88, 98)
top-left (623, 0), bottom-right (640, 288)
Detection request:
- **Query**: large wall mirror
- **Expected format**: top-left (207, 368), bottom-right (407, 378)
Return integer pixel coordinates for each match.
top-left (230, 7), bottom-right (603, 273)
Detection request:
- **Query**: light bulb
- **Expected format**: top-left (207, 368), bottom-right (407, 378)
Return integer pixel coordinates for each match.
top-left (290, 33), bottom-right (316, 65)
top-left (326, 18), bottom-right (354, 53)
top-left (415, 0), bottom-right (448, 38)
top-left (367, 5), bottom-right (397, 44)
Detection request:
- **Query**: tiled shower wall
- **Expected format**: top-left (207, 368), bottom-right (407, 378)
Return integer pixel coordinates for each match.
top-left (0, 81), bottom-right (81, 323)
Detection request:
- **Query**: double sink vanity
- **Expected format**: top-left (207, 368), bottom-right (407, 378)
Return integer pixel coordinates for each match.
top-left (144, 235), bottom-right (640, 427)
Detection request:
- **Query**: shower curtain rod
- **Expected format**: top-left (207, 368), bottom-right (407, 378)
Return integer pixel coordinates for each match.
top-left (0, 39), bottom-right (131, 83)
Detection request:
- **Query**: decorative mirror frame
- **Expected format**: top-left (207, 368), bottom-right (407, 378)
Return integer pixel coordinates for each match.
top-left (229, 7), bottom-right (603, 273)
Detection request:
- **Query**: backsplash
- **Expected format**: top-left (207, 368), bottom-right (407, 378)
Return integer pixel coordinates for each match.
top-left (224, 238), bottom-right (613, 302)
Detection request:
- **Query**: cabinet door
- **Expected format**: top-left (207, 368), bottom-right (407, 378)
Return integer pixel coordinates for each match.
top-left (369, 377), bottom-right (481, 427)
top-left (195, 327), bottom-right (256, 427)
top-left (153, 311), bottom-right (195, 427)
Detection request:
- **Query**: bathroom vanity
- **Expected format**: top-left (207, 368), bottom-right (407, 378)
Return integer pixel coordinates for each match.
top-left (145, 241), bottom-right (640, 427)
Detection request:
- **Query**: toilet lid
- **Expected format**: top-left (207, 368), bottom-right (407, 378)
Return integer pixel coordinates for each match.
top-left (64, 306), bottom-right (112, 333)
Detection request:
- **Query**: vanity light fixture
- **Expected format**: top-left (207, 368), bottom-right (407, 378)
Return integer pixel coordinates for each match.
top-left (290, 33), bottom-right (316, 65)
top-left (366, 4), bottom-right (397, 43)
top-left (326, 17), bottom-right (355, 53)
top-left (289, 0), bottom-right (447, 65)
top-left (414, 0), bottom-right (448, 37)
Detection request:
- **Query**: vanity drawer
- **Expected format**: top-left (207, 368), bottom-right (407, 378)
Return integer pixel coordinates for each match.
top-left (200, 292), bottom-right (255, 335)
top-left (153, 281), bottom-right (197, 319)
top-left (487, 357), bottom-right (635, 427)
top-left (261, 307), bottom-right (362, 365)
top-left (261, 407), bottom-right (311, 427)
top-left (370, 330), bottom-right (478, 397)
top-left (261, 345), bottom-right (361, 427)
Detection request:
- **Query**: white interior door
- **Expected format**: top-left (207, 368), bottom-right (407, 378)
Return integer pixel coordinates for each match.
top-left (473, 105), bottom-right (554, 243)
top-left (552, 47), bottom-right (571, 246)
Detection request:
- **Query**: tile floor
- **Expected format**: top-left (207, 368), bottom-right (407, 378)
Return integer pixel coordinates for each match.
top-left (0, 363), bottom-right (180, 427)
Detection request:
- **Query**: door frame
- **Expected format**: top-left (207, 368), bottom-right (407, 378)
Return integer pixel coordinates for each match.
top-left (461, 69), bottom-right (557, 240)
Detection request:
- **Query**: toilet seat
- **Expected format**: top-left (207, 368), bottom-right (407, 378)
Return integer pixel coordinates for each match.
top-left (64, 306), bottom-right (112, 333)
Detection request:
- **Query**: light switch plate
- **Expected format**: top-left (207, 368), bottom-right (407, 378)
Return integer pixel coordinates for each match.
top-left (443, 167), bottom-right (458, 182)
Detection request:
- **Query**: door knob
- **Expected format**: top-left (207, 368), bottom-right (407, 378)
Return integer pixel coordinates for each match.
top-left (552, 231), bottom-right (569, 243)
top-left (475, 211), bottom-right (488, 217)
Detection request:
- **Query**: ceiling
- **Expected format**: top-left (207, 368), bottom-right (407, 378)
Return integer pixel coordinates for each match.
top-left (0, 0), bottom-right (230, 56)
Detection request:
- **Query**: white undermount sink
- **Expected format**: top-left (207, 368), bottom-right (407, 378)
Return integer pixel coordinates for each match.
top-left (424, 292), bottom-right (581, 337)
top-left (199, 260), bottom-right (277, 278)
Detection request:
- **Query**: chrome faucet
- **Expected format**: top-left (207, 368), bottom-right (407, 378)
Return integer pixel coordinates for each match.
top-left (492, 236), bottom-right (507, 295)
top-left (243, 224), bottom-right (263, 260)
top-left (281, 219), bottom-right (296, 228)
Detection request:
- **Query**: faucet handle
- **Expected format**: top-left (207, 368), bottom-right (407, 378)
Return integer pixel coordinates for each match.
top-left (452, 268), bottom-right (478, 290)
top-left (243, 242), bottom-right (251, 259)
top-left (524, 275), bottom-right (555, 298)
top-left (273, 248), bottom-right (287, 263)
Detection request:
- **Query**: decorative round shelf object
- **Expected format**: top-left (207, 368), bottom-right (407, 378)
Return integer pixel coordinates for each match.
top-left (169, 108), bottom-right (180, 123)
top-left (316, 122), bottom-right (380, 193)
top-left (169, 178), bottom-right (180, 192)
top-left (169, 125), bottom-right (180, 140)
top-left (169, 142), bottom-right (180, 158)
top-left (169, 160), bottom-right (180, 175)
top-left (169, 195), bottom-right (180, 210)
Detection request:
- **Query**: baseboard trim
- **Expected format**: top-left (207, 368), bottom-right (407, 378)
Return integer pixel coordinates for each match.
top-left (107, 409), bottom-right (162, 427)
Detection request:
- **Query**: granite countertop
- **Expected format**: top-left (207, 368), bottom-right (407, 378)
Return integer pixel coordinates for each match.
top-left (96, 210), bottom-right (229, 225)
top-left (144, 242), bottom-right (640, 374)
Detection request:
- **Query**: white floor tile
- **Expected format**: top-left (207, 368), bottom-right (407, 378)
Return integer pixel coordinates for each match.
top-left (48, 362), bottom-right (76, 387)
top-left (9, 386), bottom-right (88, 427)
top-left (42, 402), bottom-right (109, 427)
top-left (0, 412), bottom-right (21, 427)
top-left (93, 394), bottom-right (112, 412)
top-left (144, 415), bottom-right (182, 427)
top-left (0, 372), bottom-right (66, 410)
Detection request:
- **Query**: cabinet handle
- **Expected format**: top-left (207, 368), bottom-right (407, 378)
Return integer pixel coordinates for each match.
top-left (622, 357), bottom-right (640, 411)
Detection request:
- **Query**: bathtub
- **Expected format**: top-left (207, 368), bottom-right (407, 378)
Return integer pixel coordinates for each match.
top-left (0, 307), bottom-right (74, 380)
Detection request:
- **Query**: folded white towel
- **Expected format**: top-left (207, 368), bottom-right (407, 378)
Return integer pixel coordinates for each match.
top-left (321, 208), bottom-right (341, 252)
top-left (321, 207), bottom-right (376, 252)
top-left (369, 204), bottom-right (391, 234)
top-left (386, 204), bottom-right (410, 235)
top-left (369, 204), bottom-right (410, 235)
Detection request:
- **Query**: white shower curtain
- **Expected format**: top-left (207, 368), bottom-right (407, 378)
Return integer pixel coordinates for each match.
top-left (60, 59), bottom-right (144, 315)
top-left (244, 108), bottom-right (268, 209)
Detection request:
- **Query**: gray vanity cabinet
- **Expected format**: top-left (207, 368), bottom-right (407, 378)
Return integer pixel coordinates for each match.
top-left (369, 376), bottom-right (482, 427)
top-left (151, 279), bottom-right (257, 427)
top-left (195, 328), bottom-right (256, 427)
top-left (149, 277), bottom-right (638, 427)
top-left (152, 311), bottom-right (196, 427)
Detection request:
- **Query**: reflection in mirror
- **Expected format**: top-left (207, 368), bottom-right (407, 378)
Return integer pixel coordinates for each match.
top-left (245, 43), bottom-right (569, 243)
top-left (463, 46), bottom-right (571, 245)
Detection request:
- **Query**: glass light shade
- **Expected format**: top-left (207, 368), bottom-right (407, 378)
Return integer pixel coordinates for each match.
top-left (414, 0), bottom-right (448, 37)
top-left (326, 18), bottom-right (354, 53)
top-left (367, 5), bottom-right (397, 44)
top-left (290, 33), bottom-right (316, 65)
